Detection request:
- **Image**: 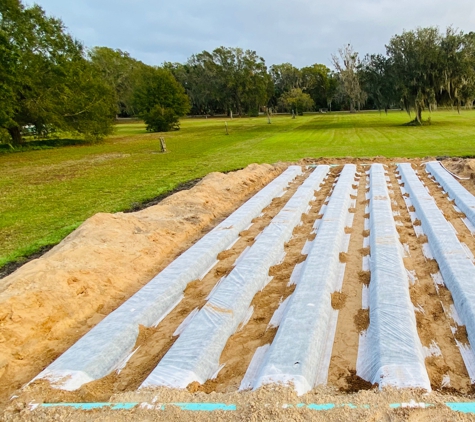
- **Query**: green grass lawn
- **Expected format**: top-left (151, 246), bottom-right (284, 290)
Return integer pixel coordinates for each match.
top-left (1, 110), bottom-right (475, 268)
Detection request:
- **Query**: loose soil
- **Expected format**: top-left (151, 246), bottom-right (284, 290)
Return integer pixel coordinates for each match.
top-left (390, 164), bottom-right (472, 392)
top-left (0, 163), bottom-right (285, 406)
top-left (7, 385), bottom-right (475, 421)
top-left (354, 309), bottom-right (370, 332)
top-left (4, 157), bottom-right (475, 420)
top-left (200, 168), bottom-right (340, 393)
top-left (327, 168), bottom-right (366, 390)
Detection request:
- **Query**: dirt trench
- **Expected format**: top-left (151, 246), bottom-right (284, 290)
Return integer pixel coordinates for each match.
top-left (389, 164), bottom-right (472, 392)
top-left (6, 158), bottom-right (475, 414)
top-left (327, 166), bottom-right (367, 391)
top-left (194, 168), bottom-right (341, 393)
top-left (0, 163), bottom-right (286, 406)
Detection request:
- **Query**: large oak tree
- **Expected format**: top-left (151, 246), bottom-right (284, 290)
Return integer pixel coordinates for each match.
top-left (0, 0), bottom-right (116, 144)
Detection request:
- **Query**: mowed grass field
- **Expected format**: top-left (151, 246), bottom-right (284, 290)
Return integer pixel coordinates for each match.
top-left (1, 110), bottom-right (475, 268)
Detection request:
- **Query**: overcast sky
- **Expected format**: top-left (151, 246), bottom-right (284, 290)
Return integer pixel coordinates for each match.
top-left (31, 0), bottom-right (475, 68)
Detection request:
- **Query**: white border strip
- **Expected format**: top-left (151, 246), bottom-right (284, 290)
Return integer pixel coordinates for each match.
top-left (141, 166), bottom-right (330, 389)
top-left (35, 166), bottom-right (303, 391)
top-left (398, 163), bottom-right (475, 379)
top-left (356, 164), bottom-right (430, 390)
top-left (252, 165), bottom-right (357, 395)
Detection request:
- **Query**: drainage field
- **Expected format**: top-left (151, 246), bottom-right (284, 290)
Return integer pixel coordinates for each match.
top-left (4, 158), bottom-right (475, 420)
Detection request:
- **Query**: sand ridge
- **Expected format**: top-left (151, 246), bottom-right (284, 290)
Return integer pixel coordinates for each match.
top-left (0, 163), bottom-right (285, 405)
top-left (3, 158), bottom-right (475, 420)
top-left (327, 167), bottom-right (367, 391)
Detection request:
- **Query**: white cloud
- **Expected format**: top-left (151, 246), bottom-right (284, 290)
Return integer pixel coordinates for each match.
top-left (33, 0), bottom-right (475, 67)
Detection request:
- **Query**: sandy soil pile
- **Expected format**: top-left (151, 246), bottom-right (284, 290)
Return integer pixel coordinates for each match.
top-left (3, 157), bottom-right (475, 421)
top-left (443, 158), bottom-right (475, 180)
top-left (4, 385), bottom-right (474, 421)
top-left (441, 158), bottom-right (475, 197)
top-left (0, 163), bottom-right (284, 405)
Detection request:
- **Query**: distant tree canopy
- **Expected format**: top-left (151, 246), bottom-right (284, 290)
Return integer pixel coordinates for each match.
top-left (0, 0), bottom-right (192, 144)
top-left (132, 66), bottom-right (190, 132)
top-left (166, 47), bottom-right (272, 117)
top-left (278, 88), bottom-right (314, 115)
top-left (300, 64), bottom-right (339, 110)
top-left (362, 27), bottom-right (475, 124)
top-left (0, 0), bottom-right (116, 144)
top-left (89, 47), bottom-right (145, 117)
top-left (332, 45), bottom-right (366, 112)
top-left (2, 1), bottom-right (475, 146)
top-left (269, 63), bottom-right (302, 107)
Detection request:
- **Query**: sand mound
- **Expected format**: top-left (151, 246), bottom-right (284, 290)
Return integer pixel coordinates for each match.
top-left (0, 163), bottom-right (285, 404)
top-left (439, 158), bottom-right (475, 197)
top-left (5, 385), bottom-right (473, 421)
top-left (443, 158), bottom-right (475, 180)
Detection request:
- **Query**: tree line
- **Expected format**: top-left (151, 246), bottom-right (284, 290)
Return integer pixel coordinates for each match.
top-left (362, 27), bottom-right (475, 124)
top-left (161, 28), bottom-right (475, 124)
top-left (2, 0), bottom-right (475, 146)
top-left (1, 0), bottom-right (189, 145)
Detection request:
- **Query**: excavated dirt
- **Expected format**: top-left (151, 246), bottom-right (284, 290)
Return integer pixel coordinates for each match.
top-left (0, 163), bottom-right (285, 405)
top-left (338, 252), bottom-right (349, 263)
top-left (328, 169), bottom-right (366, 390)
top-left (354, 309), bottom-right (370, 332)
top-left (5, 157), bottom-right (475, 420)
top-left (344, 370), bottom-right (376, 393)
top-left (198, 168), bottom-right (340, 394)
top-left (358, 270), bottom-right (371, 286)
top-left (331, 292), bottom-right (347, 310)
top-left (389, 165), bottom-right (472, 392)
top-left (7, 385), bottom-right (475, 421)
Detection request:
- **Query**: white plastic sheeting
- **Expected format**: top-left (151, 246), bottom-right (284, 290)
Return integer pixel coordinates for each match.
top-left (426, 161), bottom-right (475, 228)
top-left (398, 163), bottom-right (475, 365)
top-left (35, 166), bottom-right (302, 391)
top-left (140, 166), bottom-right (330, 389)
top-left (250, 164), bottom-right (357, 395)
top-left (356, 164), bottom-right (430, 390)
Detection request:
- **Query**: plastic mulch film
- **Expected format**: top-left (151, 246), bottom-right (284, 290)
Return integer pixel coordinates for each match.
top-left (35, 166), bottom-right (303, 391)
top-left (251, 164), bottom-right (357, 396)
top-left (426, 161), bottom-right (475, 228)
top-left (140, 166), bottom-right (330, 389)
top-left (356, 164), bottom-right (430, 390)
top-left (398, 164), bottom-right (475, 362)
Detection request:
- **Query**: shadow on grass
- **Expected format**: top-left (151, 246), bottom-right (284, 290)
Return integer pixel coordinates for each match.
top-left (124, 178), bottom-right (203, 212)
top-left (0, 180), bottom-right (203, 280)
top-left (0, 138), bottom-right (92, 154)
top-left (0, 168), bottom-right (247, 279)
top-left (0, 244), bottom-right (57, 280)
top-left (296, 113), bottom-right (470, 131)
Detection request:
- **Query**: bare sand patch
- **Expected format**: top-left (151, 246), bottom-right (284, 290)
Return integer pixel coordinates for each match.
top-left (0, 163), bottom-right (285, 405)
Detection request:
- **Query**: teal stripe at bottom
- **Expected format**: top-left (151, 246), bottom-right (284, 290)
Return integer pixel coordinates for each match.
top-left (446, 403), bottom-right (475, 413)
top-left (38, 402), bottom-right (475, 413)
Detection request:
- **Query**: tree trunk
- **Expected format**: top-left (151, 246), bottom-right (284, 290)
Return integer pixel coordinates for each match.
top-left (159, 137), bottom-right (167, 152)
top-left (416, 106), bottom-right (422, 125)
top-left (8, 126), bottom-right (23, 146)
